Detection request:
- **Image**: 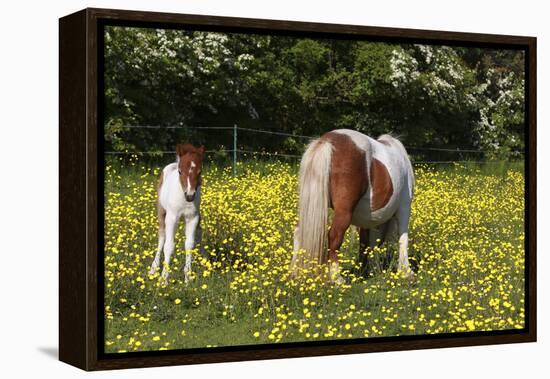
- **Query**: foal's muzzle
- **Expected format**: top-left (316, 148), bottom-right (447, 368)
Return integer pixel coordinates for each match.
top-left (185, 192), bottom-right (195, 202)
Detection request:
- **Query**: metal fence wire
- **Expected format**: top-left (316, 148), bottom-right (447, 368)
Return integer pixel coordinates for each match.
top-left (104, 125), bottom-right (516, 173)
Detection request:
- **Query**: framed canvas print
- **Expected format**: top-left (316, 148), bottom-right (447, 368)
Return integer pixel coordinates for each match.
top-left (59, 8), bottom-right (536, 371)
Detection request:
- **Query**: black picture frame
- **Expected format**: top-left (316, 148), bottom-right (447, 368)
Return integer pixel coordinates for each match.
top-left (59, 7), bottom-right (537, 371)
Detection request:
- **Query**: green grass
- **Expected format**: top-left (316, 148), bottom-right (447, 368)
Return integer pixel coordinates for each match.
top-left (103, 158), bottom-right (525, 353)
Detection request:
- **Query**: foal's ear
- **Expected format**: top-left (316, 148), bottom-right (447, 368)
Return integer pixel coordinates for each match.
top-left (176, 143), bottom-right (191, 157)
top-left (198, 145), bottom-right (206, 155)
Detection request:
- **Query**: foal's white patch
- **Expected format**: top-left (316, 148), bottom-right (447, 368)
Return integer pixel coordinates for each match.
top-left (153, 161), bottom-right (202, 284)
top-left (187, 176), bottom-right (191, 193)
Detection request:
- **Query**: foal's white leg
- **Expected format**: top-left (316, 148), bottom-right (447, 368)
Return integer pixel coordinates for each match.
top-left (149, 236), bottom-right (165, 275)
top-left (149, 207), bottom-right (166, 275)
top-left (397, 206), bottom-right (414, 279)
top-left (183, 215), bottom-right (200, 284)
top-left (160, 212), bottom-right (178, 283)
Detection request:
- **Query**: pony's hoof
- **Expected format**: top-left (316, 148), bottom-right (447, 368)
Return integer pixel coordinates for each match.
top-left (331, 274), bottom-right (345, 287)
top-left (148, 266), bottom-right (158, 276)
top-left (160, 270), bottom-right (170, 285)
top-left (183, 268), bottom-right (192, 284)
top-left (288, 267), bottom-right (300, 280)
top-left (399, 268), bottom-right (415, 281)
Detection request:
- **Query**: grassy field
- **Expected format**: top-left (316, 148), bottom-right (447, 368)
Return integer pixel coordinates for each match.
top-left (103, 157), bottom-right (525, 353)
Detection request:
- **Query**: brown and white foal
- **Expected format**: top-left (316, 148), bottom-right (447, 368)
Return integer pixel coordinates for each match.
top-left (149, 143), bottom-right (205, 284)
top-left (291, 129), bottom-right (415, 283)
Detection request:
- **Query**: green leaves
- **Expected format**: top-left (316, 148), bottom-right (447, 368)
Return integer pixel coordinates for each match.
top-left (104, 27), bottom-right (525, 160)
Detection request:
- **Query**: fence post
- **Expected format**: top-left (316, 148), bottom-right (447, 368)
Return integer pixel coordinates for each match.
top-left (233, 124), bottom-right (237, 177)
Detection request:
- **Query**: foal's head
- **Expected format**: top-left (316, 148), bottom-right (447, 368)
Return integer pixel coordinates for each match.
top-left (176, 143), bottom-right (205, 202)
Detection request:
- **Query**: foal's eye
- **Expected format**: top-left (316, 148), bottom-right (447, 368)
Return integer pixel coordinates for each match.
top-left (178, 169), bottom-right (182, 175)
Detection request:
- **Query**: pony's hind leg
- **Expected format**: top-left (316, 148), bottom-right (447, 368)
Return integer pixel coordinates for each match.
top-left (328, 170), bottom-right (364, 283)
top-left (149, 205), bottom-right (167, 275)
top-left (328, 211), bottom-right (352, 284)
top-left (356, 228), bottom-right (369, 276)
top-left (383, 216), bottom-right (399, 269)
top-left (396, 206), bottom-right (414, 279)
top-left (357, 224), bottom-right (388, 277)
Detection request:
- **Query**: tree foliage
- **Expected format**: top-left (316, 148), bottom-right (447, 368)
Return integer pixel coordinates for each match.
top-left (104, 26), bottom-right (525, 159)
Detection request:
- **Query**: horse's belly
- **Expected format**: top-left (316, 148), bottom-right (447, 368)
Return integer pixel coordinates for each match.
top-left (350, 194), bottom-right (397, 229)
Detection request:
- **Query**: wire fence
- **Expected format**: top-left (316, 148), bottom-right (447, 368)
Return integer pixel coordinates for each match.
top-left (104, 125), bottom-right (518, 172)
top-left (110, 125), bottom-right (490, 151)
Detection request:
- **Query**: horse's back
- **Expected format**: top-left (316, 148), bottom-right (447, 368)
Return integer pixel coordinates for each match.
top-left (330, 129), bottom-right (413, 196)
top-left (331, 129), bottom-right (375, 152)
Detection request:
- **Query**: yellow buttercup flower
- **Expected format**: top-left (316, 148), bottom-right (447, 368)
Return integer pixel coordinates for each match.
top-left (103, 159), bottom-right (525, 352)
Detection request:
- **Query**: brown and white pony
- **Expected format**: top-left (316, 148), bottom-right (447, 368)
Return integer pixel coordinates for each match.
top-left (291, 129), bottom-right (415, 283)
top-left (149, 143), bottom-right (205, 284)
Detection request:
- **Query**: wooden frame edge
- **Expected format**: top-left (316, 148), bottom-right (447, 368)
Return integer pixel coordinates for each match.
top-left (59, 8), bottom-right (88, 370)
top-left (58, 7), bottom-right (537, 371)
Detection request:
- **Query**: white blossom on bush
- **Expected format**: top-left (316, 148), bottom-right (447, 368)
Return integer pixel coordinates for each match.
top-left (475, 69), bottom-right (525, 158)
top-left (389, 48), bottom-right (420, 89)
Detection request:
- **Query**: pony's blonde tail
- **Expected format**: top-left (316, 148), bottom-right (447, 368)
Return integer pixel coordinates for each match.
top-left (295, 138), bottom-right (333, 267)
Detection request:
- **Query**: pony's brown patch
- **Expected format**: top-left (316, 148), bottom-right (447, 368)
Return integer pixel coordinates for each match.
top-left (322, 132), bottom-right (367, 264)
top-left (322, 132), bottom-right (393, 211)
top-left (370, 159), bottom-right (393, 210)
top-left (322, 132), bottom-right (368, 211)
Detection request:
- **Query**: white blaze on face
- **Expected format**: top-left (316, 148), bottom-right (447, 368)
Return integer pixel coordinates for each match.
top-left (186, 161), bottom-right (196, 194)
